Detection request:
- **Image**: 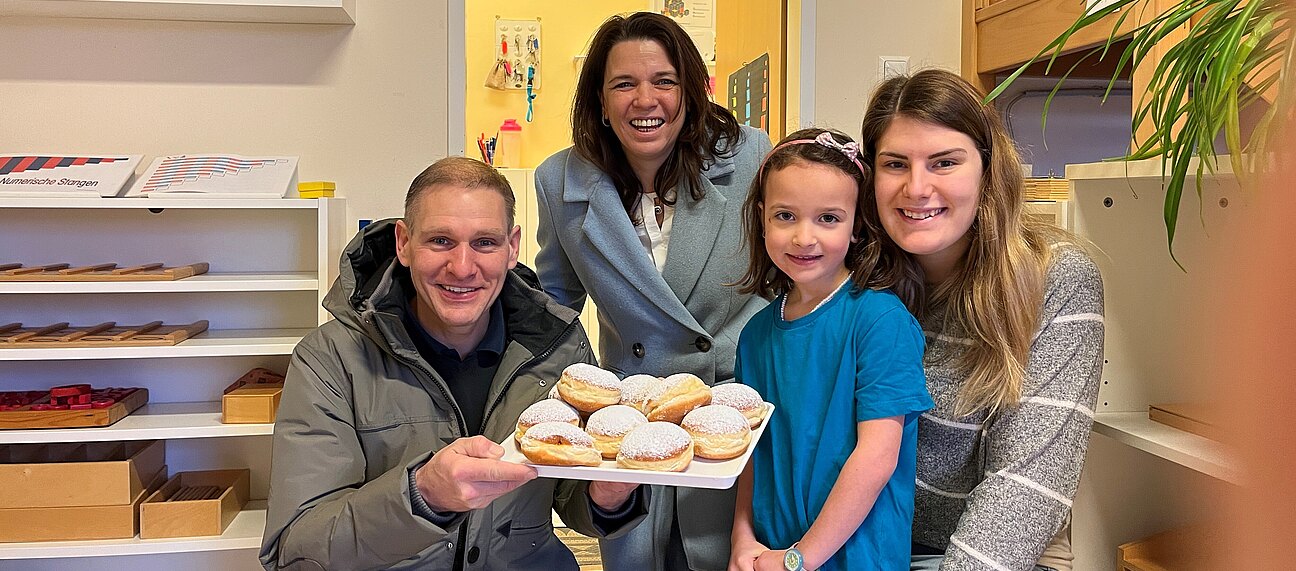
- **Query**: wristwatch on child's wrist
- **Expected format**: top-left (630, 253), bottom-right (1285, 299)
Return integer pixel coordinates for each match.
top-left (783, 542), bottom-right (806, 571)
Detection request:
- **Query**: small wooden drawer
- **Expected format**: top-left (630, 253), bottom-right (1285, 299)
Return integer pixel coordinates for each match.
top-left (221, 368), bottom-right (285, 424)
top-left (0, 440), bottom-right (165, 508)
top-left (0, 466), bottom-right (166, 542)
top-left (1118, 526), bottom-right (1221, 571)
top-left (139, 468), bottom-right (249, 539)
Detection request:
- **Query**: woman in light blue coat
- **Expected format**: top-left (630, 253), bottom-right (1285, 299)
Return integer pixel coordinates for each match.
top-left (533, 12), bottom-right (771, 571)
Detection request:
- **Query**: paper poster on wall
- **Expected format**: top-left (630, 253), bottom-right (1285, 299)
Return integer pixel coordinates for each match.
top-left (0, 154), bottom-right (141, 197)
top-left (654, 0), bottom-right (716, 62)
top-left (655, 0), bottom-right (714, 29)
top-left (126, 154), bottom-right (299, 199)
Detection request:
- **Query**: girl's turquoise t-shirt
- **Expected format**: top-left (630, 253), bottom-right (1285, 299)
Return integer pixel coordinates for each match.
top-left (735, 284), bottom-right (932, 571)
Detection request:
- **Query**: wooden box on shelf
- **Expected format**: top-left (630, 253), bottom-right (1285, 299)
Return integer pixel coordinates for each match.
top-left (0, 467), bottom-right (166, 542)
top-left (0, 386), bottom-right (148, 430)
top-left (0, 440), bottom-right (165, 508)
top-left (1118, 526), bottom-right (1220, 571)
top-left (221, 368), bottom-right (285, 424)
top-left (139, 468), bottom-right (250, 539)
top-left (1148, 402), bottom-right (1223, 442)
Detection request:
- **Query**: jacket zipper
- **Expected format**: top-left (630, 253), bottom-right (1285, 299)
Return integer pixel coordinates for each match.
top-left (370, 309), bottom-right (578, 571)
top-left (480, 319), bottom-right (579, 433)
top-left (367, 308), bottom-right (471, 437)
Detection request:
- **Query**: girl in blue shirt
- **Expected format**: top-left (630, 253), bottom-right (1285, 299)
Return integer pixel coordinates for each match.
top-left (728, 128), bottom-right (933, 571)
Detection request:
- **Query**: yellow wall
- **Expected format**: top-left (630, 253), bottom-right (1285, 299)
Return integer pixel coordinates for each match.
top-left (465, 1), bottom-right (645, 169)
top-left (716, 0), bottom-right (785, 140)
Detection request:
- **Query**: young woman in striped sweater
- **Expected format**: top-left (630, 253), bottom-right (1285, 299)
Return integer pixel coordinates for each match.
top-left (858, 69), bottom-right (1106, 571)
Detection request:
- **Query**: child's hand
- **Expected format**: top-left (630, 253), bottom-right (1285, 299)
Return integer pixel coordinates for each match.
top-left (754, 549), bottom-right (789, 571)
top-left (728, 537), bottom-right (769, 571)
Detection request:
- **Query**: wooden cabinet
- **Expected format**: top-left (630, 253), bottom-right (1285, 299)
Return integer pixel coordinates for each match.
top-left (961, 0), bottom-right (1175, 146)
top-left (0, 197), bottom-right (345, 569)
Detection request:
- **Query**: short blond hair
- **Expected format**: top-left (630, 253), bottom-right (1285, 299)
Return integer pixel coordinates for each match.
top-left (404, 157), bottom-right (515, 227)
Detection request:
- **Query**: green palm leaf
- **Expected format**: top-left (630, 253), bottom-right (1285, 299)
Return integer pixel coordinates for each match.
top-left (987, 0), bottom-right (1293, 267)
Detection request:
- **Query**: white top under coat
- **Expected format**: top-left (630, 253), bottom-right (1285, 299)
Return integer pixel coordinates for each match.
top-left (634, 191), bottom-right (673, 273)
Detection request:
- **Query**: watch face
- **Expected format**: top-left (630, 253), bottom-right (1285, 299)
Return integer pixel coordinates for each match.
top-left (784, 548), bottom-right (803, 571)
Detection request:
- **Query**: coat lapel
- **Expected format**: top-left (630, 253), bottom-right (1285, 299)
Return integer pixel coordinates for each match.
top-left (661, 156), bottom-right (736, 307)
top-left (563, 155), bottom-right (693, 326)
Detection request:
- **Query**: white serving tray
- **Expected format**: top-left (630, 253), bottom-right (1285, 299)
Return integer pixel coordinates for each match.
top-left (500, 404), bottom-right (774, 490)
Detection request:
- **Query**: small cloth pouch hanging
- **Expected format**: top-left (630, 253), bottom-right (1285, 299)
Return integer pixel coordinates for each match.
top-left (485, 58), bottom-right (509, 90)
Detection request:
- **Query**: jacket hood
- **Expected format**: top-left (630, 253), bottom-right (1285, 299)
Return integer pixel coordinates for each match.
top-left (323, 218), bottom-right (401, 332)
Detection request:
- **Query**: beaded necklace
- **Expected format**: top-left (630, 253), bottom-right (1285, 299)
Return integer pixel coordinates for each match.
top-left (780, 273), bottom-right (853, 322)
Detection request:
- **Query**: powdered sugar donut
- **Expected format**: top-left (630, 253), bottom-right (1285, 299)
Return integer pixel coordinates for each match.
top-left (515, 399), bottom-right (581, 443)
top-left (585, 405), bottom-right (649, 459)
top-left (681, 404), bottom-right (752, 460)
top-left (709, 383), bottom-right (769, 428)
top-left (644, 373), bottom-right (711, 424)
top-left (618, 374), bottom-right (659, 414)
top-left (616, 421), bottom-right (694, 472)
top-left (520, 421), bottom-right (602, 467)
top-left (555, 363), bottom-right (621, 413)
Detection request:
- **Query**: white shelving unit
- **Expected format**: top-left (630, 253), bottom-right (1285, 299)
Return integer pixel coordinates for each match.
top-left (0, 328), bottom-right (313, 361)
top-left (0, 402), bottom-right (273, 445)
top-left (0, 273), bottom-right (319, 294)
top-left (0, 502), bottom-right (267, 559)
top-left (0, 0), bottom-right (356, 25)
top-left (1092, 412), bottom-right (1240, 485)
top-left (0, 197), bottom-right (345, 569)
top-left (1068, 157), bottom-right (1242, 567)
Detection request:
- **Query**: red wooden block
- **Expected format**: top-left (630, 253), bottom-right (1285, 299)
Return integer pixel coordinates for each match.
top-left (49, 384), bottom-right (91, 397)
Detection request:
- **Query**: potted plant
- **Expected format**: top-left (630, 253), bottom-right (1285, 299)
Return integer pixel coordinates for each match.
top-left (986, 0), bottom-right (1293, 261)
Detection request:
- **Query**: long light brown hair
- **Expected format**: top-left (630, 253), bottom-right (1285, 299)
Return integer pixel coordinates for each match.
top-left (571, 12), bottom-right (740, 220)
top-left (860, 69), bottom-right (1067, 417)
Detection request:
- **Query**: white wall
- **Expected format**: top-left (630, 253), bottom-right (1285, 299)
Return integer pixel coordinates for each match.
top-left (809, 0), bottom-right (962, 135)
top-left (0, 0), bottom-right (456, 233)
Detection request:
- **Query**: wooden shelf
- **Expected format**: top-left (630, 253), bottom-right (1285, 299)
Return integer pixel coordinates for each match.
top-left (0, 0), bottom-right (354, 24)
top-left (0, 272), bottom-right (318, 294)
top-left (0, 402), bottom-right (272, 444)
top-left (1093, 412), bottom-right (1241, 484)
top-left (0, 328), bottom-right (310, 361)
top-left (0, 197), bottom-right (331, 209)
top-left (0, 501), bottom-right (266, 559)
top-left (1065, 155), bottom-right (1239, 182)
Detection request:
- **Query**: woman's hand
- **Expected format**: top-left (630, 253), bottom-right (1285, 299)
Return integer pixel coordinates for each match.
top-left (754, 549), bottom-right (788, 571)
top-left (727, 536), bottom-right (768, 571)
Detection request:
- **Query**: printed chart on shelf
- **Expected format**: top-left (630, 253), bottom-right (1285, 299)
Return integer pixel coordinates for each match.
top-left (0, 154), bottom-right (142, 197)
top-left (127, 154), bottom-right (299, 198)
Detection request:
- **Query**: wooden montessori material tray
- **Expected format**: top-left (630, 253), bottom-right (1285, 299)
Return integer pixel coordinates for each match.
top-left (0, 320), bottom-right (209, 348)
top-left (0, 387), bottom-right (149, 430)
top-left (0, 262), bottom-right (209, 281)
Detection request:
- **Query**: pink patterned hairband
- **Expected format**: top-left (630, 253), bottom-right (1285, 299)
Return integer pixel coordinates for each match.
top-left (759, 131), bottom-right (866, 177)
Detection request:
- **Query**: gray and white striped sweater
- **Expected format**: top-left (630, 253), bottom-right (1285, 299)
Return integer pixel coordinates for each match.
top-left (913, 245), bottom-right (1105, 571)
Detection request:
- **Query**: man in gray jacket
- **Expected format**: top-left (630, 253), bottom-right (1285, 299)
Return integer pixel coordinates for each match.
top-left (260, 157), bottom-right (645, 571)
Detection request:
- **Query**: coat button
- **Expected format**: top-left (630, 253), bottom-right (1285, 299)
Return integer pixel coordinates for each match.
top-left (632, 343), bottom-right (645, 358)
top-left (695, 336), bottom-right (712, 352)
top-left (467, 546), bottom-right (480, 563)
